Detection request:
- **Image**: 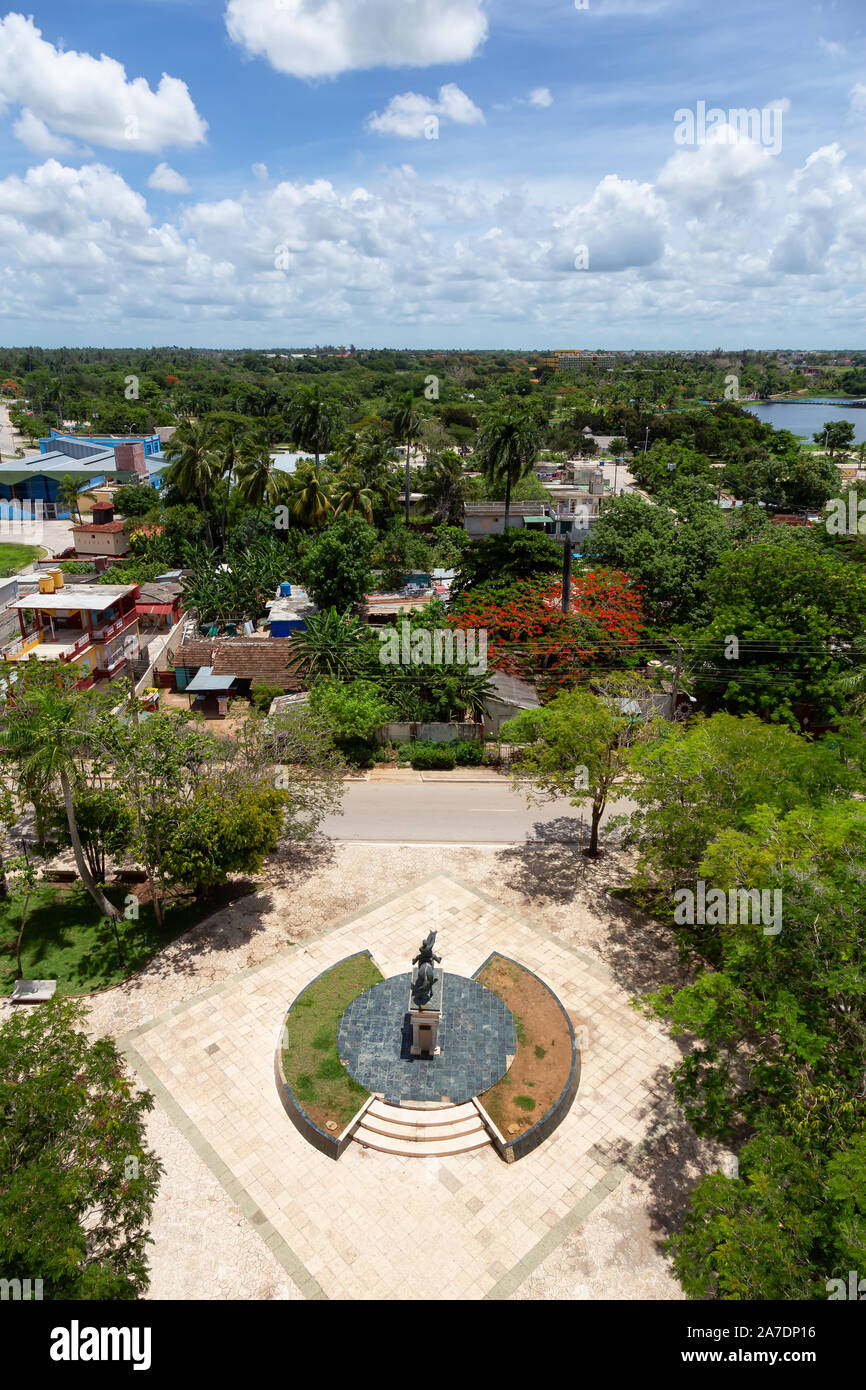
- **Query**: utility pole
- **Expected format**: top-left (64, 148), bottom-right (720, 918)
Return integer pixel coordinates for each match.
top-left (669, 641), bottom-right (684, 718)
top-left (561, 534), bottom-right (573, 614)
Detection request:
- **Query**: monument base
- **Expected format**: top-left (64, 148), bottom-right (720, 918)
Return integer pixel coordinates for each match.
top-left (409, 1008), bottom-right (442, 1057)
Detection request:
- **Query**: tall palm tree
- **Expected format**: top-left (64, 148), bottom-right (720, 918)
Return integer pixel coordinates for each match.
top-left (162, 418), bottom-right (219, 547)
top-left (333, 468), bottom-right (374, 523)
top-left (475, 405), bottom-right (542, 528)
top-left (235, 431), bottom-right (280, 514)
top-left (419, 452), bottom-right (466, 525)
top-left (287, 462), bottom-right (334, 529)
top-left (390, 392), bottom-right (421, 524)
top-left (210, 420), bottom-right (249, 548)
top-left (287, 386), bottom-right (338, 468)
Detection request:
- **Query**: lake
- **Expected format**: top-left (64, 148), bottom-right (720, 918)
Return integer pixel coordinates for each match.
top-left (745, 399), bottom-right (866, 445)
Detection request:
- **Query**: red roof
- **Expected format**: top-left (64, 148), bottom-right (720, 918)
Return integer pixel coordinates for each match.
top-left (136, 602), bottom-right (174, 616)
top-left (71, 520), bottom-right (126, 534)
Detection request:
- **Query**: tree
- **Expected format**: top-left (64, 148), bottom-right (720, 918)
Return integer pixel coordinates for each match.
top-left (372, 521), bottom-right (432, 591)
top-left (390, 390), bottom-right (421, 524)
top-left (450, 529), bottom-right (561, 595)
top-left (474, 404), bottom-right (542, 527)
top-left (587, 491), bottom-right (733, 626)
top-left (814, 420), bottom-right (856, 455)
top-left (0, 668), bottom-right (121, 921)
top-left (0, 997), bottom-right (161, 1299)
top-left (501, 675), bottom-right (662, 855)
top-left (235, 430), bottom-right (280, 515)
top-left (55, 474), bottom-right (96, 523)
top-left (303, 514), bottom-right (376, 610)
top-left (289, 607), bottom-right (377, 679)
top-left (283, 461), bottom-right (334, 529)
top-left (693, 537), bottom-right (866, 725)
top-left (113, 483), bottom-right (159, 518)
top-left (309, 678), bottom-right (395, 741)
top-left (333, 468), bottom-right (374, 523)
top-left (162, 419), bottom-right (218, 548)
top-left (287, 385), bottom-right (339, 467)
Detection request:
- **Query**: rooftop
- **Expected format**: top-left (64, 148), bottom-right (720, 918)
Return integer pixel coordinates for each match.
top-left (8, 583), bottom-right (138, 612)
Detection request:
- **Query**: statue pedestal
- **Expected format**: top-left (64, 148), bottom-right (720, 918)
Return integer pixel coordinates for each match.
top-left (409, 969), bottom-right (443, 1057)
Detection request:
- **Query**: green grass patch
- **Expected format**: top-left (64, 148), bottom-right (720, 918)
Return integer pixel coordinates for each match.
top-left (534, 1045), bottom-right (547, 1059)
top-left (515, 1095), bottom-right (536, 1111)
top-left (0, 542), bottom-right (44, 577)
top-left (281, 953), bottom-right (383, 1131)
top-left (0, 881), bottom-right (249, 995)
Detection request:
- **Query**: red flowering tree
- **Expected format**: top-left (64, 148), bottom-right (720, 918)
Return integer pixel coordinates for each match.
top-left (449, 569), bottom-right (644, 695)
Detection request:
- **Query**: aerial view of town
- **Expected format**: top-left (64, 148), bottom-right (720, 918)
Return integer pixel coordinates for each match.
top-left (1, 0), bottom-right (864, 1368)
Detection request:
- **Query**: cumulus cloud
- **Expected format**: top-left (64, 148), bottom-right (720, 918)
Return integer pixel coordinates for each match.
top-left (148, 163), bottom-right (191, 194)
top-left (528, 87), bottom-right (553, 108)
top-left (819, 37), bottom-right (846, 58)
top-left (252, 162), bottom-right (269, 182)
top-left (0, 12), bottom-right (207, 153)
top-left (225, 0), bottom-right (488, 79)
top-left (3, 140), bottom-right (866, 342)
top-left (366, 84), bottom-right (484, 138)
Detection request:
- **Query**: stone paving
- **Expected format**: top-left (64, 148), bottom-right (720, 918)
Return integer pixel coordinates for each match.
top-left (119, 872), bottom-right (682, 1300)
top-left (337, 971), bottom-right (516, 1104)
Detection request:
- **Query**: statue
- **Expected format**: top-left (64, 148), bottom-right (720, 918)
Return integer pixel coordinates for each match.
top-left (411, 931), bottom-right (441, 1008)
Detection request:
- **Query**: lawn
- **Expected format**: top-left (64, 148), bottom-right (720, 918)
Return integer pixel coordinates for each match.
top-left (0, 542), bottom-right (45, 577)
top-left (281, 952), bottom-right (384, 1131)
top-left (0, 880), bottom-right (251, 995)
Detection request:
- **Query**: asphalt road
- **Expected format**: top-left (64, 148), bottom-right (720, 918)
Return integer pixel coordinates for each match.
top-left (319, 781), bottom-right (637, 844)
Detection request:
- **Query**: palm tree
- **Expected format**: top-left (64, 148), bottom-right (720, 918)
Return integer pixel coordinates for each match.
top-left (333, 468), bottom-right (374, 522)
top-left (390, 392), bottom-right (421, 524)
top-left (288, 608), bottom-right (374, 679)
top-left (1, 683), bottom-right (120, 922)
top-left (162, 419), bottom-right (219, 547)
top-left (475, 405), bottom-right (542, 528)
top-left (210, 420), bottom-right (249, 548)
top-left (287, 386), bottom-right (338, 468)
top-left (55, 474), bottom-right (96, 523)
top-left (836, 636), bottom-right (866, 716)
top-left (235, 431), bottom-right (280, 514)
top-left (419, 451), bottom-right (466, 525)
top-left (286, 462), bottom-right (334, 529)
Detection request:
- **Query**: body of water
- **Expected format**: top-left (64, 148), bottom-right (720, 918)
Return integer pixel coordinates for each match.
top-left (745, 399), bottom-right (866, 445)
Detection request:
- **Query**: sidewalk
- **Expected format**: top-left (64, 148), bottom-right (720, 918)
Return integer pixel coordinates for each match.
top-left (357, 766), bottom-right (506, 784)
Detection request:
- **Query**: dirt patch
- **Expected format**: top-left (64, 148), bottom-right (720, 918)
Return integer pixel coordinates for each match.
top-left (477, 954), bottom-right (573, 1139)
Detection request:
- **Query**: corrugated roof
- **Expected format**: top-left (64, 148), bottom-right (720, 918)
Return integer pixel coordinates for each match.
top-left (176, 636), bottom-right (305, 690)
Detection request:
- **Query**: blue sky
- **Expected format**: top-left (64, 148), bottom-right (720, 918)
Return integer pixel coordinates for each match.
top-left (0, 0), bottom-right (864, 347)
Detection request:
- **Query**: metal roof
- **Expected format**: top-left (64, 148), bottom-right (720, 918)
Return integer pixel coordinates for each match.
top-left (185, 667), bottom-right (237, 693)
top-left (8, 584), bottom-right (136, 612)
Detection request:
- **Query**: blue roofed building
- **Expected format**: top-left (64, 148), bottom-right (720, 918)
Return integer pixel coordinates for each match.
top-left (0, 434), bottom-right (169, 519)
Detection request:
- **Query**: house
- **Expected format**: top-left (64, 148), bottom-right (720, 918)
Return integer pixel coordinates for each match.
top-left (135, 582), bottom-right (183, 635)
top-left (172, 635), bottom-right (306, 716)
top-left (70, 502), bottom-right (130, 559)
top-left (463, 501), bottom-right (595, 543)
top-left (2, 579), bottom-right (141, 689)
top-left (266, 584), bottom-right (315, 635)
top-left (483, 671), bottom-right (540, 737)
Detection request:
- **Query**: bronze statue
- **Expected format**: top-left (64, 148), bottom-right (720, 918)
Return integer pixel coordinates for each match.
top-left (411, 931), bottom-right (441, 1007)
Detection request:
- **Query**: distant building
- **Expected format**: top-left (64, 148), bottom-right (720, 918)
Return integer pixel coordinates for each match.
top-left (0, 432), bottom-right (168, 518)
top-left (463, 501), bottom-right (595, 542)
top-left (71, 501), bottom-right (130, 559)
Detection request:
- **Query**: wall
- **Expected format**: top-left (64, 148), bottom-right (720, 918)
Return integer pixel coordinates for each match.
top-left (379, 721), bottom-right (483, 744)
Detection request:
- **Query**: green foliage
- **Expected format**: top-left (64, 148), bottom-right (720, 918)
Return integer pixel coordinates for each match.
top-left (289, 608), bottom-right (377, 680)
top-left (0, 997), bottom-right (161, 1299)
top-left (450, 529), bottom-right (562, 595)
top-left (372, 520), bottom-right (433, 590)
top-left (308, 678), bottom-right (394, 740)
top-left (113, 483), bottom-right (159, 517)
top-left (250, 681), bottom-right (283, 713)
top-left (303, 514), bottom-right (376, 610)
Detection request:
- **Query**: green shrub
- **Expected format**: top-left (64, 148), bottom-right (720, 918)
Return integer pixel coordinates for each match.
top-left (250, 680), bottom-right (283, 713)
top-left (337, 737), bottom-right (375, 769)
top-left (451, 738), bottom-right (483, 765)
top-left (410, 742), bottom-right (456, 770)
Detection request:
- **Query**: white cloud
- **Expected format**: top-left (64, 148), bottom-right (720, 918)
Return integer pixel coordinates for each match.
top-left (850, 83), bottom-right (866, 116)
top-left (0, 12), bottom-right (207, 153)
top-left (252, 162), bottom-right (269, 182)
top-left (528, 87), bottom-right (553, 109)
top-left (366, 84), bottom-right (484, 138)
top-left (148, 163), bottom-right (191, 194)
top-left (819, 37), bottom-right (846, 58)
top-left (225, 0), bottom-right (488, 80)
top-left (4, 141), bottom-right (866, 344)
top-left (12, 108), bottom-right (81, 155)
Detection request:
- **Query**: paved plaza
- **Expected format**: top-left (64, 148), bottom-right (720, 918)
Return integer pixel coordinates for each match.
top-left (119, 872), bottom-right (683, 1300)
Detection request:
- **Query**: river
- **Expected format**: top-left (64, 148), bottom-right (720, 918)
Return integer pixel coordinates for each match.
top-left (745, 399), bottom-right (866, 445)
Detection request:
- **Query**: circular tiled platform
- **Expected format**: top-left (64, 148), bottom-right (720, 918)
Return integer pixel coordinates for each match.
top-left (337, 972), bottom-right (517, 1105)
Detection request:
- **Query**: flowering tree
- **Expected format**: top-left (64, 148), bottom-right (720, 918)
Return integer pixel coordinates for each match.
top-left (449, 569), bottom-right (644, 694)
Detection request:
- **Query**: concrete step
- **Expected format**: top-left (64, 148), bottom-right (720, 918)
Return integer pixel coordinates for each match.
top-left (361, 1113), bottom-right (485, 1143)
top-left (353, 1122), bottom-right (492, 1158)
top-left (366, 1099), bottom-right (478, 1128)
